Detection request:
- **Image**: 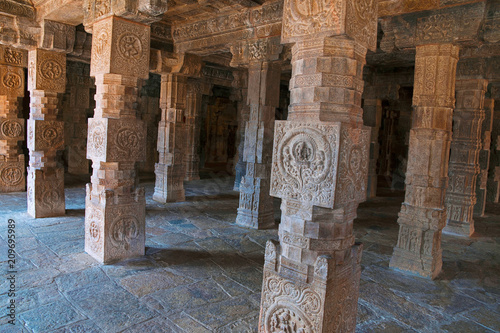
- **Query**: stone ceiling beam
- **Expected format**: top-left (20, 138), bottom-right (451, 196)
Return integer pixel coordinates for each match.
top-left (35, 0), bottom-right (84, 26)
top-left (172, 0), bottom-right (283, 54)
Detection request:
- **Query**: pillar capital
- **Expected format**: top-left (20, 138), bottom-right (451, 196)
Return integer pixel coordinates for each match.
top-left (150, 50), bottom-right (202, 78)
top-left (83, 0), bottom-right (168, 31)
top-left (90, 15), bottom-right (150, 79)
top-left (28, 48), bottom-right (66, 93)
top-left (39, 20), bottom-right (76, 54)
top-left (281, 0), bottom-right (378, 51)
top-left (412, 43), bottom-right (459, 109)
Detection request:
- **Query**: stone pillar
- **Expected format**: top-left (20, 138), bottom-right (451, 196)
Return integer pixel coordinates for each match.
top-left (487, 85), bottom-right (500, 203)
top-left (444, 76), bottom-right (487, 236)
top-left (85, 16), bottom-right (149, 263)
top-left (0, 46), bottom-right (26, 193)
top-left (184, 79), bottom-right (203, 181)
top-left (260, 0), bottom-right (377, 331)
top-left (64, 61), bottom-right (94, 175)
top-left (475, 98), bottom-right (494, 215)
top-left (364, 97), bottom-right (382, 198)
top-left (27, 48), bottom-right (66, 218)
top-left (378, 103), bottom-right (398, 183)
top-left (231, 37), bottom-right (282, 230)
top-left (232, 70), bottom-right (250, 191)
top-left (153, 73), bottom-right (187, 202)
top-left (390, 44), bottom-right (459, 279)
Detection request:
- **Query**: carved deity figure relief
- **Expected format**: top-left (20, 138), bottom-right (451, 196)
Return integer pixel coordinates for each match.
top-left (1, 120), bottom-right (22, 138)
top-left (0, 166), bottom-right (23, 186)
top-left (2, 72), bottom-right (22, 89)
top-left (110, 215), bottom-right (140, 251)
top-left (40, 59), bottom-right (63, 80)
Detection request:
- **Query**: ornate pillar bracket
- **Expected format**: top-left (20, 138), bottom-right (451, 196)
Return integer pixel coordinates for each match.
top-left (390, 43), bottom-right (460, 279)
top-left (230, 69), bottom-right (250, 191)
top-left (444, 59), bottom-right (488, 237)
top-left (152, 52), bottom-right (202, 203)
top-left (230, 36), bottom-right (283, 230)
top-left (0, 45), bottom-right (27, 193)
top-left (27, 48), bottom-right (66, 217)
top-left (85, 15), bottom-right (152, 263)
top-left (259, 0), bottom-right (377, 332)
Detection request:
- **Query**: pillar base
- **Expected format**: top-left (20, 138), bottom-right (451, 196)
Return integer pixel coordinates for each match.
top-left (259, 241), bottom-right (362, 333)
top-left (236, 176), bottom-right (274, 229)
top-left (389, 248), bottom-right (442, 279)
top-left (27, 167), bottom-right (65, 218)
top-left (0, 159), bottom-right (25, 193)
top-left (153, 163), bottom-right (185, 203)
top-left (443, 220), bottom-right (474, 237)
top-left (85, 184), bottom-right (145, 264)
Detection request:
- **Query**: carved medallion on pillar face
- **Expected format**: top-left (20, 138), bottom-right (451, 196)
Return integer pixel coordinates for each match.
top-left (270, 121), bottom-right (340, 209)
top-left (28, 49), bottom-right (66, 93)
top-left (0, 161), bottom-right (24, 189)
top-left (0, 119), bottom-right (23, 140)
top-left (0, 66), bottom-right (24, 98)
top-left (90, 16), bottom-right (150, 79)
top-left (87, 118), bottom-right (146, 162)
top-left (27, 119), bottom-right (64, 152)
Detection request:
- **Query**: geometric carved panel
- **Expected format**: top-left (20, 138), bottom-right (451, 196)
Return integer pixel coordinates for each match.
top-left (270, 121), bottom-right (340, 209)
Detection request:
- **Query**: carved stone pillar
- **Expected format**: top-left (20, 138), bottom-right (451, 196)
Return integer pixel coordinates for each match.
top-left (184, 79), bottom-right (203, 181)
top-left (260, 0), bottom-right (377, 331)
top-left (444, 76), bottom-right (487, 237)
top-left (475, 98), bottom-right (494, 215)
top-left (231, 37), bottom-right (282, 230)
top-left (378, 103), bottom-right (398, 182)
top-left (0, 46), bottom-right (26, 193)
top-left (390, 44), bottom-right (459, 279)
top-left (85, 16), bottom-right (149, 263)
top-left (27, 48), bottom-right (66, 218)
top-left (64, 61), bottom-right (94, 175)
top-left (487, 84), bottom-right (500, 203)
top-left (232, 70), bottom-right (250, 191)
top-left (364, 96), bottom-right (382, 198)
top-left (153, 73), bottom-right (187, 202)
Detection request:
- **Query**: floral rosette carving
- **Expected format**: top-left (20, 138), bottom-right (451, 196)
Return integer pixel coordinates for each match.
top-left (270, 121), bottom-right (340, 208)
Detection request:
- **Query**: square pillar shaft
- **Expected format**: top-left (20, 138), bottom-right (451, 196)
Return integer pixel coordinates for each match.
top-left (390, 44), bottom-right (459, 279)
top-left (85, 15), bottom-right (149, 263)
top-left (236, 60), bottom-right (281, 229)
top-left (153, 73), bottom-right (187, 203)
top-left (444, 78), bottom-right (488, 236)
top-left (0, 46), bottom-right (27, 193)
top-left (27, 48), bottom-right (66, 217)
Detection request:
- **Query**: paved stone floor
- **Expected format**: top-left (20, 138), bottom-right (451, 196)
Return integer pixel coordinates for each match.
top-left (0, 171), bottom-right (499, 332)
